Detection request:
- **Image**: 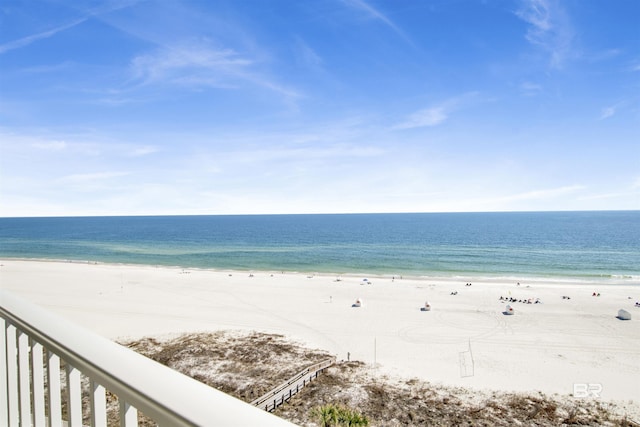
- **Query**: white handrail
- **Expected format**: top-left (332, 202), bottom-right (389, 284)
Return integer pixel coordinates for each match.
top-left (1, 290), bottom-right (296, 426)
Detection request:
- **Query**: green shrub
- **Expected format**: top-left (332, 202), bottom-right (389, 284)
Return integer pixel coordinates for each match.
top-left (311, 404), bottom-right (368, 427)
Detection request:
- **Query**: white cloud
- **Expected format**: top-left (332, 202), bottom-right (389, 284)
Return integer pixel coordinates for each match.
top-left (54, 172), bottom-right (131, 194)
top-left (1, 130), bottom-right (161, 161)
top-left (128, 41), bottom-right (300, 101)
top-left (515, 0), bottom-right (574, 68)
top-left (240, 144), bottom-right (385, 164)
top-left (599, 106), bottom-right (616, 120)
top-left (32, 140), bottom-right (68, 151)
top-left (498, 185), bottom-right (585, 202)
top-left (294, 37), bottom-right (323, 72)
top-left (587, 48), bottom-right (621, 63)
top-left (59, 172), bottom-right (130, 184)
top-left (520, 81), bottom-right (542, 96)
top-left (393, 92), bottom-right (480, 130)
top-left (0, 1), bottom-right (139, 54)
top-left (341, 0), bottom-right (413, 45)
top-left (128, 146), bottom-right (158, 157)
top-left (577, 191), bottom-right (639, 201)
top-left (598, 100), bottom-right (629, 120)
top-left (130, 43), bottom-right (252, 87)
top-left (394, 108), bottom-right (447, 129)
top-left (0, 18), bottom-right (87, 55)
top-left (518, 0), bottom-right (551, 32)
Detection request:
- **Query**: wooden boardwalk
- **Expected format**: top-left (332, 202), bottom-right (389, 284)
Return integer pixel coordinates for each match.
top-left (251, 357), bottom-right (336, 412)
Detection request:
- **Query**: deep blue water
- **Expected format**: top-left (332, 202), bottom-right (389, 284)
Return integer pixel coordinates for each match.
top-left (0, 212), bottom-right (638, 281)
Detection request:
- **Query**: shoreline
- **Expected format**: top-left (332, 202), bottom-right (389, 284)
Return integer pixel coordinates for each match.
top-left (1, 258), bottom-right (639, 407)
top-left (2, 256), bottom-right (638, 287)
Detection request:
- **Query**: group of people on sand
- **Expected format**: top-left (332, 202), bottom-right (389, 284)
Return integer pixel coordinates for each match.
top-left (499, 296), bottom-right (541, 304)
top-left (449, 283), bottom-right (474, 295)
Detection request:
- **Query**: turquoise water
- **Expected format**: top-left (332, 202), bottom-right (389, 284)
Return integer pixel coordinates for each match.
top-left (0, 212), bottom-right (638, 282)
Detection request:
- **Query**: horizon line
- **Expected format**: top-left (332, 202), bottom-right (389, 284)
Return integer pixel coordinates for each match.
top-left (1, 209), bottom-right (638, 219)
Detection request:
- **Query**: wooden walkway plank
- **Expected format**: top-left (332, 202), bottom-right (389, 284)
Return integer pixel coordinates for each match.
top-left (251, 357), bottom-right (336, 412)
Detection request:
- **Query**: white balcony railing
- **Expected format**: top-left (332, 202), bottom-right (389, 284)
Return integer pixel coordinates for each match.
top-left (0, 290), bottom-right (296, 426)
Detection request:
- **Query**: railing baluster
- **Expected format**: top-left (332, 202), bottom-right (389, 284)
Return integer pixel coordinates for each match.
top-left (1, 318), bottom-right (9, 426)
top-left (120, 400), bottom-right (138, 427)
top-left (31, 339), bottom-right (46, 426)
top-left (47, 351), bottom-right (62, 427)
top-left (18, 330), bottom-right (32, 426)
top-left (90, 380), bottom-right (107, 427)
top-left (2, 290), bottom-right (295, 427)
top-left (5, 323), bottom-right (19, 426)
top-left (66, 364), bottom-right (82, 427)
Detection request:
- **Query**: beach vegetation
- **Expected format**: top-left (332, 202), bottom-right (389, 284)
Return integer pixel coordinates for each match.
top-left (311, 404), bottom-right (369, 427)
top-left (311, 404), bottom-right (338, 427)
top-left (117, 331), bottom-right (638, 427)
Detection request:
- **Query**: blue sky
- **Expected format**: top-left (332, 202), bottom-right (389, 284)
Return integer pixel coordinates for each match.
top-left (1, 0), bottom-right (638, 216)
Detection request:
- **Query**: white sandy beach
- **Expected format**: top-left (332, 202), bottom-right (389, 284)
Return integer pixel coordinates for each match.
top-left (1, 259), bottom-right (639, 406)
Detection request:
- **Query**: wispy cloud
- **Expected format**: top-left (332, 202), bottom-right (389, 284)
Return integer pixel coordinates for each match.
top-left (59, 171), bottom-right (130, 184)
top-left (599, 106), bottom-right (616, 120)
top-left (32, 140), bottom-right (68, 151)
top-left (515, 0), bottom-right (574, 68)
top-left (394, 107), bottom-right (448, 129)
top-left (520, 81), bottom-right (542, 96)
top-left (576, 176), bottom-right (640, 202)
top-left (0, 1), bottom-right (139, 55)
top-left (130, 43), bottom-right (252, 87)
top-left (586, 48), bottom-right (621, 63)
top-left (464, 185), bottom-right (587, 210)
top-left (128, 146), bottom-right (158, 157)
top-left (293, 37), bottom-right (323, 72)
top-left (0, 18), bottom-right (87, 54)
top-left (239, 144), bottom-right (385, 165)
top-left (342, 0), bottom-right (413, 45)
top-left (23, 61), bottom-right (76, 74)
top-left (598, 99), bottom-right (632, 120)
top-left (498, 185), bottom-right (585, 202)
top-left (393, 92), bottom-right (480, 130)
top-left (577, 190), bottom-right (639, 201)
top-left (4, 131), bottom-right (158, 159)
top-left (128, 41), bottom-right (300, 101)
top-left (54, 171), bottom-right (132, 195)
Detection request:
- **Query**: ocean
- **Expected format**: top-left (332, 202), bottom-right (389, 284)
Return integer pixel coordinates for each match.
top-left (0, 212), bottom-right (638, 283)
